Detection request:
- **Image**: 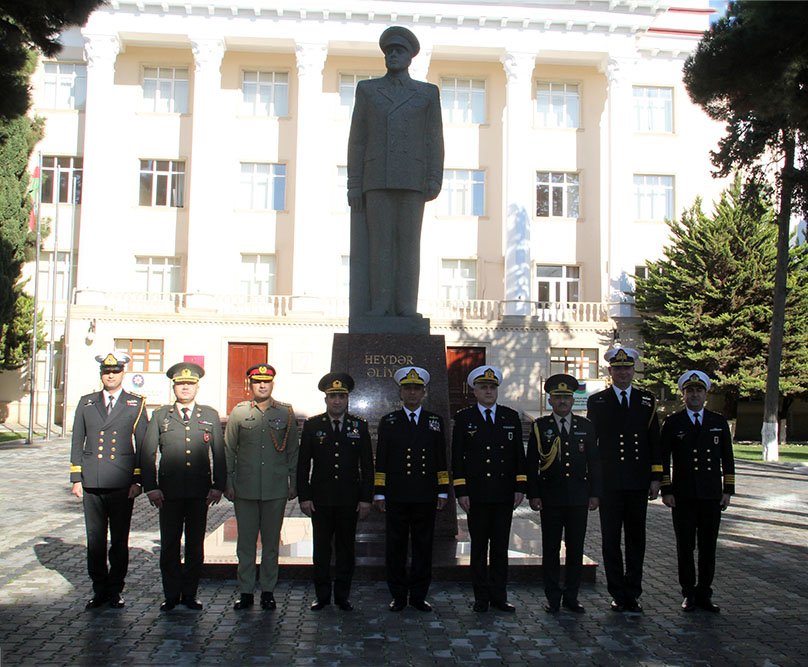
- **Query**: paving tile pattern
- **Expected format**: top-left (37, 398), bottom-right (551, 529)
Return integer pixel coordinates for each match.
top-left (0, 439), bottom-right (806, 666)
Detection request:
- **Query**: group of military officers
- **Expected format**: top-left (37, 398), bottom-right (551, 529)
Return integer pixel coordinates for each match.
top-left (69, 346), bottom-right (734, 616)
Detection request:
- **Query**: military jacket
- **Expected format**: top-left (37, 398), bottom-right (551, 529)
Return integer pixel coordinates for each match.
top-left (70, 390), bottom-right (148, 488)
top-left (224, 399), bottom-right (299, 501)
top-left (526, 414), bottom-right (602, 507)
top-left (141, 403), bottom-right (227, 499)
top-left (296, 412), bottom-right (373, 507)
top-left (586, 387), bottom-right (662, 492)
top-left (660, 409), bottom-right (735, 500)
top-left (374, 408), bottom-right (449, 503)
top-left (451, 404), bottom-right (527, 503)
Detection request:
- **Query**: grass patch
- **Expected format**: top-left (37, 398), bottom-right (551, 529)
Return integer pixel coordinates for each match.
top-left (733, 443), bottom-right (808, 462)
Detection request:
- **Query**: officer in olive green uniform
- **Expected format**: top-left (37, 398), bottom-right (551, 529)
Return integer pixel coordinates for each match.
top-left (527, 374), bottom-right (601, 614)
top-left (225, 364), bottom-right (299, 610)
top-left (141, 362), bottom-right (227, 611)
top-left (70, 352), bottom-right (148, 609)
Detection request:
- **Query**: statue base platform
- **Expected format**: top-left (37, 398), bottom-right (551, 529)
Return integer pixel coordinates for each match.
top-left (201, 505), bottom-right (597, 583)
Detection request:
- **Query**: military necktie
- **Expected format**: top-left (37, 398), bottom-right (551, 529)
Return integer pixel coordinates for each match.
top-left (182, 407), bottom-right (190, 423)
top-left (693, 413), bottom-right (700, 428)
top-left (560, 417), bottom-right (568, 438)
top-left (107, 396), bottom-right (114, 414)
top-left (409, 412), bottom-right (417, 427)
top-left (333, 419), bottom-right (340, 435)
top-left (620, 390), bottom-right (628, 410)
top-left (485, 408), bottom-right (494, 426)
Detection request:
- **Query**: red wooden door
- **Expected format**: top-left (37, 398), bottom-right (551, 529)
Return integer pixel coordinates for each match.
top-left (446, 346), bottom-right (486, 416)
top-left (226, 342), bottom-right (268, 414)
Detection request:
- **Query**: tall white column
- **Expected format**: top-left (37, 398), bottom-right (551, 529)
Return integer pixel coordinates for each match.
top-left (601, 56), bottom-right (635, 317)
top-left (75, 33), bottom-right (121, 304)
top-left (500, 52), bottom-right (536, 317)
top-left (185, 38), bottom-right (225, 308)
top-left (290, 42), bottom-right (328, 299)
top-left (409, 44), bottom-right (432, 82)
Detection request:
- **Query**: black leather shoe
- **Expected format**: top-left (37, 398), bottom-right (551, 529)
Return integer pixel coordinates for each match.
top-left (336, 599), bottom-right (354, 612)
top-left (85, 595), bottom-right (108, 610)
top-left (543, 602), bottom-right (560, 613)
top-left (624, 599), bottom-right (643, 613)
top-left (389, 599), bottom-right (407, 612)
top-left (181, 596), bottom-right (203, 610)
top-left (310, 600), bottom-right (330, 611)
top-left (472, 600), bottom-right (489, 612)
top-left (562, 600), bottom-right (585, 613)
top-left (410, 600), bottom-right (432, 612)
top-left (609, 600), bottom-right (624, 612)
top-left (681, 596), bottom-right (697, 612)
top-left (698, 599), bottom-right (720, 613)
top-left (260, 592), bottom-right (276, 610)
top-left (491, 601), bottom-right (516, 613)
top-left (109, 593), bottom-right (125, 608)
top-left (234, 593), bottom-right (254, 610)
top-left (160, 599), bottom-right (178, 612)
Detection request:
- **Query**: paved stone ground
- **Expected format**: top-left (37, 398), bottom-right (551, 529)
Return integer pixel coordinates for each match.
top-left (0, 438), bottom-right (806, 666)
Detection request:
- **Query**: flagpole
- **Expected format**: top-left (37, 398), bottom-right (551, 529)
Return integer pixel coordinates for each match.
top-left (45, 164), bottom-right (60, 441)
top-left (27, 152), bottom-right (43, 445)
top-left (60, 169), bottom-right (80, 438)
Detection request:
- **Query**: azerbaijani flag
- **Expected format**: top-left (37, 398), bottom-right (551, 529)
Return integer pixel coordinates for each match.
top-left (27, 165), bottom-right (41, 231)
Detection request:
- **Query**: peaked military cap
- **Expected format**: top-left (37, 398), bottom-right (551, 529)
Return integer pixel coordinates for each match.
top-left (166, 362), bottom-right (205, 384)
top-left (604, 347), bottom-right (639, 367)
top-left (379, 26), bottom-right (420, 56)
top-left (544, 373), bottom-right (579, 396)
top-left (95, 352), bottom-right (130, 371)
top-left (318, 372), bottom-right (354, 394)
top-left (467, 365), bottom-right (502, 387)
top-left (246, 364), bottom-right (276, 381)
top-left (677, 369), bottom-right (711, 392)
top-left (394, 366), bottom-right (430, 386)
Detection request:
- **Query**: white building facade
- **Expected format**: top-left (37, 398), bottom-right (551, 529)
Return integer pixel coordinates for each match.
top-left (4, 0), bottom-right (728, 426)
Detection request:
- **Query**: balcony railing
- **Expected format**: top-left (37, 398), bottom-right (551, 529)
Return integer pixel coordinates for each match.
top-left (72, 291), bottom-right (614, 323)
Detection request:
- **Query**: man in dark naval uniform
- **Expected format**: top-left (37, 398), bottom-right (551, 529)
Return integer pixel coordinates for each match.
top-left (297, 372), bottom-right (373, 612)
top-left (661, 370), bottom-right (735, 613)
top-left (70, 351), bottom-right (148, 609)
top-left (374, 366), bottom-right (449, 613)
top-left (527, 374), bottom-right (601, 614)
top-left (451, 365), bottom-right (526, 613)
top-left (141, 362), bottom-right (227, 611)
top-left (586, 347), bottom-right (661, 613)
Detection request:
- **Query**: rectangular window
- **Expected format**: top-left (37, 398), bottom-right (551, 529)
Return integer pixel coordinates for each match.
top-left (37, 251), bottom-right (71, 301)
top-left (239, 163), bottom-right (286, 211)
top-left (536, 265), bottom-right (580, 303)
top-left (633, 86), bottom-right (673, 132)
top-left (115, 338), bottom-right (164, 373)
top-left (139, 160), bottom-right (185, 207)
top-left (634, 265), bottom-right (649, 281)
top-left (440, 259), bottom-right (477, 300)
top-left (240, 253), bottom-right (277, 296)
top-left (40, 156), bottom-right (83, 204)
top-left (242, 70), bottom-right (289, 116)
top-left (142, 66), bottom-right (189, 113)
top-left (438, 169), bottom-right (485, 216)
top-left (440, 77), bottom-right (486, 124)
top-left (339, 73), bottom-right (375, 114)
top-left (42, 62), bottom-right (87, 109)
top-left (550, 348), bottom-right (598, 379)
top-left (634, 174), bottom-right (674, 221)
top-left (536, 171), bottom-right (579, 218)
top-left (135, 256), bottom-right (181, 296)
top-left (536, 81), bottom-right (579, 128)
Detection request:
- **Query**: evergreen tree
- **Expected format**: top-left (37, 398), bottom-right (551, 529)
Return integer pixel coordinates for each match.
top-left (684, 0), bottom-right (808, 457)
top-left (0, 0), bottom-right (105, 120)
top-left (635, 177), bottom-right (808, 427)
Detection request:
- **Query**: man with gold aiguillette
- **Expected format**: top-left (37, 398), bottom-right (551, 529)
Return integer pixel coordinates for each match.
top-left (527, 374), bottom-right (601, 614)
top-left (225, 364), bottom-right (299, 611)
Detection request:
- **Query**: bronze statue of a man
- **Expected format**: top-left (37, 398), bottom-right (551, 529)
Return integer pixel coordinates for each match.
top-left (347, 26), bottom-right (444, 320)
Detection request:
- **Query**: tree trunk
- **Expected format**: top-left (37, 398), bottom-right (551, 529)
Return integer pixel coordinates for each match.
top-left (762, 130), bottom-right (796, 461)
